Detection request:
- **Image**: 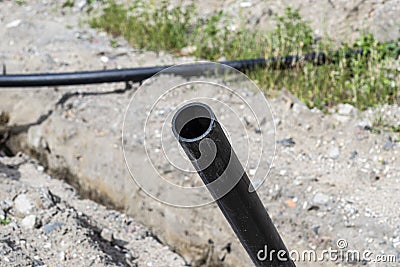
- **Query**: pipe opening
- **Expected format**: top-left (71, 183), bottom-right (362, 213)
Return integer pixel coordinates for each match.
top-left (172, 103), bottom-right (214, 141)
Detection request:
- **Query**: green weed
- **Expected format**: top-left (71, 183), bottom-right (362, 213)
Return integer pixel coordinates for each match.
top-left (90, 1), bottom-right (399, 111)
top-left (62, 0), bottom-right (75, 8)
top-left (0, 218), bottom-right (10, 225)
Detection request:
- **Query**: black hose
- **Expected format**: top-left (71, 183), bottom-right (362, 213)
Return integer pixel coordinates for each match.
top-left (0, 47), bottom-right (394, 88)
top-left (172, 102), bottom-right (296, 267)
top-left (0, 53), bottom-right (329, 88)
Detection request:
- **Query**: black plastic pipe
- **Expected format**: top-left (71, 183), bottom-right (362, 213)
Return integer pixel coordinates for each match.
top-left (0, 53), bottom-right (330, 87)
top-left (172, 102), bottom-right (296, 267)
top-left (0, 48), bottom-right (386, 88)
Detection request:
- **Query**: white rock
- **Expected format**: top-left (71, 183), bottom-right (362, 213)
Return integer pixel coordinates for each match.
top-left (240, 1), bottom-right (252, 7)
top-left (100, 228), bottom-right (114, 242)
top-left (21, 215), bottom-right (37, 229)
top-left (279, 169), bottom-right (287, 176)
top-left (0, 209), bottom-right (5, 220)
top-left (76, 0), bottom-right (86, 10)
top-left (332, 114), bottom-right (350, 123)
top-left (312, 192), bottom-right (330, 205)
top-left (100, 56), bottom-right (109, 63)
top-left (6, 19), bottom-right (22, 28)
top-left (328, 146), bottom-right (340, 160)
top-left (392, 237), bottom-right (400, 248)
top-left (180, 46), bottom-right (196, 56)
top-left (59, 251), bottom-right (66, 261)
top-left (358, 119), bottom-right (372, 129)
top-left (14, 194), bottom-right (34, 216)
top-left (337, 103), bottom-right (357, 116)
top-left (37, 165), bottom-right (45, 172)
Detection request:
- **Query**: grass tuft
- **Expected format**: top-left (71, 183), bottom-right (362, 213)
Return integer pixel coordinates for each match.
top-left (90, 1), bottom-right (399, 111)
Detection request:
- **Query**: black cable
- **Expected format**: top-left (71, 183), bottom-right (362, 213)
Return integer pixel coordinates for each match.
top-left (0, 48), bottom-right (393, 88)
top-left (0, 54), bottom-right (327, 87)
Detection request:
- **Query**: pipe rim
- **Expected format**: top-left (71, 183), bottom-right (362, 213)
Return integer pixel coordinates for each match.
top-left (172, 102), bottom-right (216, 143)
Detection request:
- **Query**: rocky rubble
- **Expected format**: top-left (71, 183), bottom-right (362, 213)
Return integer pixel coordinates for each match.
top-left (0, 154), bottom-right (186, 267)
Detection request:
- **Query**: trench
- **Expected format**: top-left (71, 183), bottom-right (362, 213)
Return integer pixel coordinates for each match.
top-left (0, 88), bottom-right (228, 267)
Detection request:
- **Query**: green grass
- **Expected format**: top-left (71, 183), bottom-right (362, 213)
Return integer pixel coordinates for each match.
top-left (90, 0), bottom-right (399, 111)
top-left (0, 218), bottom-right (10, 225)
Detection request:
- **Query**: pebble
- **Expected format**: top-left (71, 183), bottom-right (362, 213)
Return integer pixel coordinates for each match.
top-left (383, 140), bottom-right (395, 151)
top-left (100, 228), bottom-right (114, 243)
top-left (14, 194), bottom-right (34, 216)
top-left (312, 192), bottom-right (330, 205)
top-left (6, 19), bottom-right (22, 28)
top-left (0, 209), bottom-right (5, 220)
top-left (42, 222), bottom-right (64, 234)
top-left (312, 225), bottom-right (320, 235)
top-left (393, 237), bottom-right (400, 248)
top-left (0, 200), bottom-right (13, 212)
top-left (38, 188), bottom-right (60, 209)
top-left (37, 165), bottom-right (45, 172)
top-left (277, 138), bottom-right (295, 147)
top-left (100, 56), bottom-right (109, 63)
top-left (349, 151), bottom-right (358, 160)
top-left (180, 45), bottom-right (196, 56)
top-left (240, 1), bottom-right (252, 8)
top-left (59, 251), bottom-right (66, 261)
top-left (249, 169), bottom-right (256, 176)
top-left (328, 146), bottom-right (340, 159)
top-left (21, 215), bottom-right (37, 229)
top-left (358, 119), bottom-right (372, 129)
top-left (337, 103), bottom-right (357, 116)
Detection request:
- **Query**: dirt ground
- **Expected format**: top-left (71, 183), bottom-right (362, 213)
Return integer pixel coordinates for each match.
top-left (0, 154), bottom-right (186, 267)
top-left (0, 1), bottom-right (399, 267)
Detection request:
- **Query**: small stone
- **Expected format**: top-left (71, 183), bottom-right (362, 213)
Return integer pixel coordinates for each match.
top-left (0, 209), bottom-right (5, 220)
top-left (284, 199), bottom-right (296, 208)
top-left (328, 146), bottom-right (340, 160)
top-left (37, 188), bottom-right (60, 210)
top-left (37, 165), bottom-right (45, 172)
top-left (42, 222), bottom-right (64, 234)
top-left (358, 119), bottom-right (372, 130)
top-left (383, 140), bottom-right (395, 151)
top-left (14, 194), bottom-right (34, 216)
top-left (277, 138), bottom-right (295, 147)
top-left (312, 192), bottom-right (330, 205)
top-left (332, 114), bottom-right (350, 123)
top-left (180, 45), bottom-right (196, 56)
top-left (312, 225), bottom-right (320, 235)
top-left (59, 251), bottom-right (66, 261)
top-left (6, 19), bottom-right (22, 28)
top-left (76, 0), bottom-right (86, 10)
top-left (21, 215), bottom-right (37, 229)
top-left (337, 103), bottom-right (357, 116)
top-left (100, 56), bottom-right (109, 63)
top-left (350, 151), bottom-right (358, 160)
top-left (100, 228), bottom-right (114, 243)
top-left (240, 2), bottom-right (252, 8)
top-left (0, 200), bottom-right (13, 212)
top-left (392, 237), bottom-right (400, 248)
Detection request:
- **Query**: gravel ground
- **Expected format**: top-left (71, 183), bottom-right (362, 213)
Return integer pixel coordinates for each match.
top-left (0, 1), bottom-right (399, 267)
top-left (0, 154), bottom-right (186, 267)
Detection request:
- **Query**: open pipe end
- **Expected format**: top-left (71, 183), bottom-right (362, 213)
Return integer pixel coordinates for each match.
top-left (172, 102), bottom-right (215, 142)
